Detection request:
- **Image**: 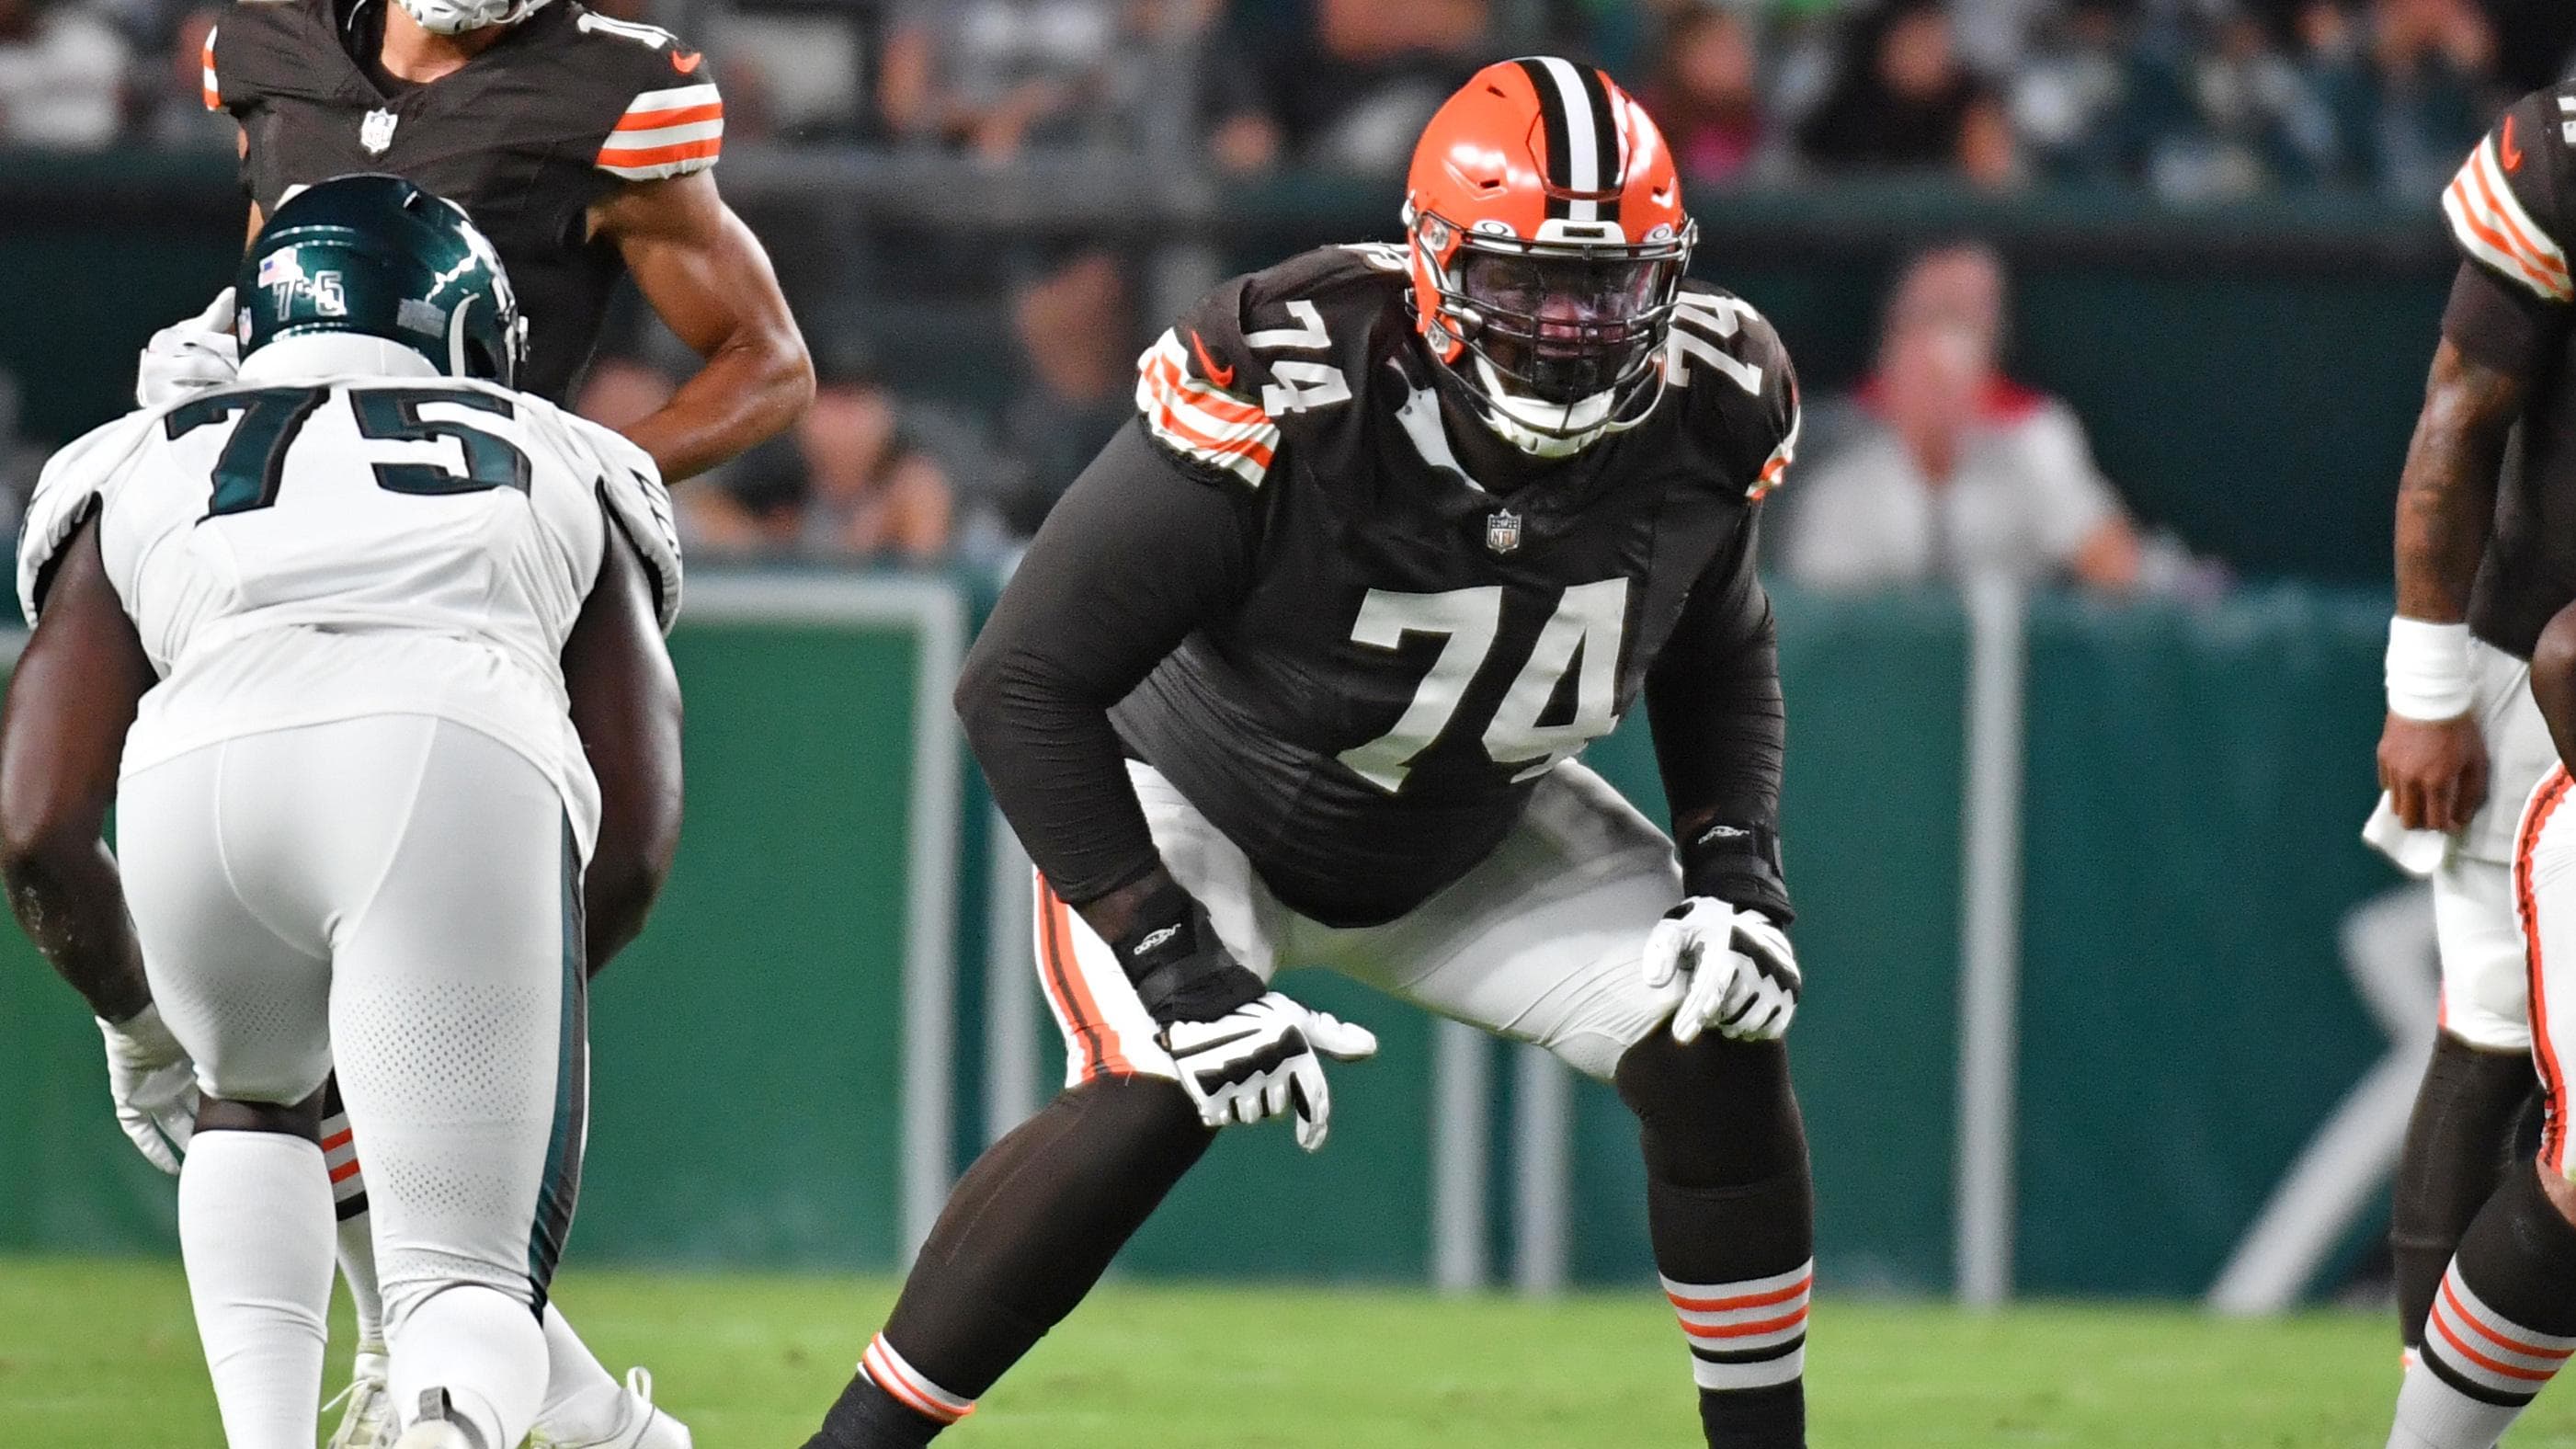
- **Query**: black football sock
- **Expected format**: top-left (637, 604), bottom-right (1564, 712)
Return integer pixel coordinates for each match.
top-left (2393, 1160), bottom-right (2576, 1447)
top-left (804, 1076), bottom-right (1213, 1449)
top-left (2393, 1033), bottom-right (2536, 1350)
top-left (1616, 1034), bottom-right (1813, 1449)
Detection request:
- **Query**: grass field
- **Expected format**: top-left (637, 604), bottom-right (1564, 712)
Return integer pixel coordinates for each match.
top-left (6, 1256), bottom-right (2576, 1448)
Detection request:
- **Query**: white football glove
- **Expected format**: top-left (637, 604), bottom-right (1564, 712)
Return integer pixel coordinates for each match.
top-left (1161, 991), bottom-right (1379, 1152)
top-left (1644, 898), bottom-right (1802, 1044)
top-left (135, 288), bottom-right (240, 408)
top-left (97, 1004), bottom-right (198, 1174)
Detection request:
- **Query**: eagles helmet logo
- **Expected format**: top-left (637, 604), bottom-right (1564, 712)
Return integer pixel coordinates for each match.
top-left (1486, 509), bottom-right (1523, 556)
top-left (360, 108), bottom-right (399, 156)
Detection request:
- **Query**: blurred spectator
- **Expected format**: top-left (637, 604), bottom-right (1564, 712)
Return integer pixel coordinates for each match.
top-left (881, 0), bottom-right (1208, 160)
top-left (1205, 0), bottom-right (1488, 174)
top-left (2298, 0), bottom-right (2497, 200)
top-left (140, 4), bottom-right (228, 150)
top-left (0, 0), bottom-right (129, 149)
top-left (584, 347), bottom-right (958, 565)
top-left (1797, 1), bottom-right (2022, 188)
top-left (681, 350), bottom-right (958, 563)
top-left (2131, 8), bottom-right (2339, 200)
top-left (988, 248), bottom-right (1135, 537)
top-left (1644, 6), bottom-right (1769, 186)
top-left (1778, 244), bottom-right (2144, 593)
top-left (2011, 0), bottom-right (2139, 183)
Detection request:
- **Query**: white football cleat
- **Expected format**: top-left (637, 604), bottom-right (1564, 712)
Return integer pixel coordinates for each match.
top-left (326, 1350), bottom-right (395, 1449)
top-left (528, 1367), bottom-right (692, 1449)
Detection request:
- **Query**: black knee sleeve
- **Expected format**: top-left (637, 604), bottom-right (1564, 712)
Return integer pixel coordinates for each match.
top-left (2394, 1033), bottom-right (2537, 1347)
top-left (883, 1074), bottom-right (1212, 1395)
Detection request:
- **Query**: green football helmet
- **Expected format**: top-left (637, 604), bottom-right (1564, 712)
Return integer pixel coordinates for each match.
top-left (237, 174), bottom-right (527, 387)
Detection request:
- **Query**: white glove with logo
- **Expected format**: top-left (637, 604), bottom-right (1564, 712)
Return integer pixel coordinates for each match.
top-left (1645, 898), bottom-right (1802, 1044)
top-left (135, 288), bottom-right (240, 408)
top-left (1161, 992), bottom-right (1379, 1152)
top-left (97, 1004), bottom-right (198, 1174)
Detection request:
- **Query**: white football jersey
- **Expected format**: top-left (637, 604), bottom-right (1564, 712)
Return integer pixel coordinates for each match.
top-left (17, 367), bottom-right (681, 859)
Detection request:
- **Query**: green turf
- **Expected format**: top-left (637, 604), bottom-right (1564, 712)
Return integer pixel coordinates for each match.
top-left (6, 1255), bottom-right (2576, 1447)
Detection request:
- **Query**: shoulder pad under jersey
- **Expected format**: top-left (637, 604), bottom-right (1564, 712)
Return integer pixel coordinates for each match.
top-left (18, 410), bottom-right (161, 622)
top-left (2443, 85), bottom-right (2576, 308)
top-left (1135, 243), bottom-right (1412, 489)
top-left (555, 8), bottom-right (726, 183)
top-left (524, 399), bottom-right (681, 631)
top-left (204, 0), bottom-right (336, 113)
top-left (1663, 281), bottom-right (1800, 501)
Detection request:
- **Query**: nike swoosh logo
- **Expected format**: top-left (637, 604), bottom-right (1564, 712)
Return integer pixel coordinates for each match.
top-left (1189, 329), bottom-right (1237, 389)
top-left (670, 49), bottom-right (704, 75)
top-left (2503, 113), bottom-right (2525, 173)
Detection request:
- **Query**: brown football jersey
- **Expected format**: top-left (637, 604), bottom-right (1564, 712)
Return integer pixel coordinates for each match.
top-left (208, 0), bottom-right (723, 402)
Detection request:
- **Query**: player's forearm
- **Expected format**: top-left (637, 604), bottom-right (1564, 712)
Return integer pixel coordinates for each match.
top-left (0, 841), bottom-right (150, 1022)
top-left (619, 326), bottom-right (813, 483)
top-left (2393, 341), bottom-right (2521, 621)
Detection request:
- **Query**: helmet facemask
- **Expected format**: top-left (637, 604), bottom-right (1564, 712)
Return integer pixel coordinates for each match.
top-left (1413, 211), bottom-right (1693, 458)
top-left (393, 0), bottom-right (551, 36)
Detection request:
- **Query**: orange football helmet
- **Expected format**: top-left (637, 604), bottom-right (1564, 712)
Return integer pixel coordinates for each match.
top-left (1404, 58), bottom-right (1693, 457)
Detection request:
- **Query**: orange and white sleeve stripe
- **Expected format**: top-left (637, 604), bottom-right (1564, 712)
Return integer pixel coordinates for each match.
top-left (861, 1333), bottom-right (976, 1426)
top-left (2445, 132), bottom-right (2572, 305)
top-left (1136, 330), bottom-right (1279, 489)
top-left (200, 27), bottom-right (220, 111)
top-left (1663, 1261), bottom-right (1811, 1391)
top-left (596, 83), bottom-right (724, 182)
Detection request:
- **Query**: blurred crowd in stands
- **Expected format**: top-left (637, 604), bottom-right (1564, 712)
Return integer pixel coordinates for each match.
top-left (35, 0), bottom-right (2570, 194)
top-left (7, 0), bottom-right (2565, 582)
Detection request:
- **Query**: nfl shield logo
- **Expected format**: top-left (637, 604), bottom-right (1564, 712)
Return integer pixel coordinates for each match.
top-left (1486, 509), bottom-right (1522, 555)
top-left (360, 108), bottom-right (399, 155)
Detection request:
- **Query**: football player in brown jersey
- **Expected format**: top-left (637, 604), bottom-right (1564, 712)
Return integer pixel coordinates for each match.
top-left (803, 59), bottom-right (1812, 1449)
top-left (150, 0), bottom-right (810, 480)
top-left (2377, 81), bottom-right (2576, 1449)
top-left (122, 3), bottom-right (805, 1445)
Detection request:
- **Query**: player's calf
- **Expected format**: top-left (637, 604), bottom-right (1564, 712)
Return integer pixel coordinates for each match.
top-left (2391, 1032), bottom-right (2536, 1358)
top-left (1616, 1033), bottom-right (1813, 1449)
top-left (182, 1092), bottom-right (338, 1449)
top-left (806, 1076), bottom-right (1214, 1448)
top-left (2388, 1158), bottom-right (2576, 1449)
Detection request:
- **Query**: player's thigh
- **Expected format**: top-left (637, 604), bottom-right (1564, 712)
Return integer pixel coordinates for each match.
top-left (1031, 761), bottom-right (1289, 1088)
top-left (117, 741), bottom-right (334, 1104)
top-left (2434, 853), bottom-right (2531, 1052)
top-left (325, 719), bottom-right (580, 1303)
top-left (2464, 638), bottom-right (2559, 863)
top-left (2517, 766), bottom-right (2576, 1177)
top-left (1339, 761), bottom-right (1684, 1081)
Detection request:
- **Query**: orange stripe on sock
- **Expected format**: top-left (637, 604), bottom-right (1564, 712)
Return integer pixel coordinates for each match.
top-left (1681, 1305), bottom-right (1809, 1341)
top-left (2433, 1305), bottom-right (2559, 1383)
top-left (2443, 1281), bottom-right (2576, 1363)
top-left (1669, 1272), bottom-right (1812, 1313)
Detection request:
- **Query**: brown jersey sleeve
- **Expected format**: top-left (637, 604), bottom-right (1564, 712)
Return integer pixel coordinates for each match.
top-left (956, 421), bottom-right (1265, 906)
top-left (2443, 89), bottom-right (2574, 312)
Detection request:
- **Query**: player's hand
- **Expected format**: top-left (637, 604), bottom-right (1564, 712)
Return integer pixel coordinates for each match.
top-left (1160, 992), bottom-right (1378, 1153)
top-left (135, 288), bottom-right (240, 408)
top-left (1646, 898), bottom-right (1801, 1044)
top-left (97, 1005), bottom-right (198, 1174)
top-left (2378, 711), bottom-right (2490, 835)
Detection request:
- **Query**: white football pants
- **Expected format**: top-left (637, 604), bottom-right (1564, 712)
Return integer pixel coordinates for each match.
top-left (119, 713), bottom-right (587, 1315)
top-left (1037, 758), bottom-right (1690, 1087)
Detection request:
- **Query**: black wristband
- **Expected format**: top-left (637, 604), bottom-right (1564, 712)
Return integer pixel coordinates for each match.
top-left (1111, 879), bottom-right (1265, 1024)
top-left (1679, 819), bottom-right (1794, 927)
